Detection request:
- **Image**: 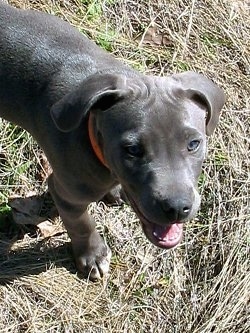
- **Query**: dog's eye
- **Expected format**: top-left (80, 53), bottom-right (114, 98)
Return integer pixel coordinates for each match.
top-left (124, 144), bottom-right (144, 158)
top-left (187, 139), bottom-right (201, 152)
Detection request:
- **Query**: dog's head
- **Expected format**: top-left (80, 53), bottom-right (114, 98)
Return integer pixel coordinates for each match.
top-left (51, 72), bottom-right (225, 249)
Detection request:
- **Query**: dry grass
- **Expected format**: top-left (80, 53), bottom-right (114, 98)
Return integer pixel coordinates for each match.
top-left (0, 0), bottom-right (249, 332)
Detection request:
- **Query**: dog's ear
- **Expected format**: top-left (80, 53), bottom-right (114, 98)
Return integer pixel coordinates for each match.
top-left (174, 71), bottom-right (225, 135)
top-left (50, 74), bottom-right (129, 132)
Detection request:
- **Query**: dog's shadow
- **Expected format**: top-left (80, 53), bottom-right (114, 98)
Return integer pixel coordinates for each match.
top-left (0, 194), bottom-right (76, 285)
top-left (0, 191), bottom-right (123, 285)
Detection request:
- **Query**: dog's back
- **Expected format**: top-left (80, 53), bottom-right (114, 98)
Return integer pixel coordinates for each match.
top-left (0, 2), bottom-right (123, 128)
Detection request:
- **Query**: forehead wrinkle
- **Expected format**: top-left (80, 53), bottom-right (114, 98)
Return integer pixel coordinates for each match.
top-left (145, 95), bottom-right (184, 135)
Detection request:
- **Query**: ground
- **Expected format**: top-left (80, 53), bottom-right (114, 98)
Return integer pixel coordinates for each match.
top-left (0, 0), bottom-right (249, 332)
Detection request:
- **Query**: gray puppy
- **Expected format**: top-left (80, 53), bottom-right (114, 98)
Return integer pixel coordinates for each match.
top-left (0, 2), bottom-right (225, 280)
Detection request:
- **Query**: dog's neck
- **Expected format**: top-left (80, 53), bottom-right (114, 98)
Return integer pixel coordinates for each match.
top-left (88, 113), bottom-right (109, 168)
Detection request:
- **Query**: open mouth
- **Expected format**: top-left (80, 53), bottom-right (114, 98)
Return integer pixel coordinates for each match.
top-left (125, 192), bottom-right (183, 249)
top-left (143, 220), bottom-right (183, 249)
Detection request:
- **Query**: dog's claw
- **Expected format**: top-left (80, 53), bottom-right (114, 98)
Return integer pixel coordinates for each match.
top-left (80, 249), bottom-right (111, 281)
top-left (97, 248), bottom-right (112, 276)
top-left (72, 231), bottom-right (111, 281)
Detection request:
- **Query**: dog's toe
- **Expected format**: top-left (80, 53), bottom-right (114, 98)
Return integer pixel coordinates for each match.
top-left (96, 247), bottom-right (112, 277)
top-left (72, 232), bottom-right (112, 281)
top-left (77, 251), bottom-right (111, 281)
top-left (86, 263), bottom-right (102, 281)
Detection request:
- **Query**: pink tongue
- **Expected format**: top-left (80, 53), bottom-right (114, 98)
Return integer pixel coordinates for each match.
top-left (153, 223), bottom-right (183, 242)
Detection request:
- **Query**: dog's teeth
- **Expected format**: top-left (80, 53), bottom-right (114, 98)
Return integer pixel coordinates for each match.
top-left (166, 232), bottom-right (178, 241)
top-left (153, 231), bottom-right (164, 240)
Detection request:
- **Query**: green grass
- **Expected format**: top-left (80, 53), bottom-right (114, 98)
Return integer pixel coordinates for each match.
top-left (96, 30), bottom-right (116, 51)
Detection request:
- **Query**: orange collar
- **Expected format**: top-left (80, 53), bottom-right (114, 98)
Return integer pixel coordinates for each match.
top-left (88, 113), bottom-right (109, 168)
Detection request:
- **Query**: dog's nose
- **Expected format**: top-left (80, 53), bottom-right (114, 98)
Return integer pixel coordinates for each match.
top-left (161, 198), bottom-right (192, 221)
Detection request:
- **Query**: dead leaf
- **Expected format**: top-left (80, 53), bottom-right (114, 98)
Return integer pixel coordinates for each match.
top-left (37, 151), bottom-right (52, 182)
top-left (8, 192), bottom-right (63, 238)
top-left (137, 25), bottom-right (173, 47)
top-left (9, 192), bottom-right (44, 226)
top-left (10, 210), bottom-right (45, 226)
top-left (36, 220), bottom-right (64, 238)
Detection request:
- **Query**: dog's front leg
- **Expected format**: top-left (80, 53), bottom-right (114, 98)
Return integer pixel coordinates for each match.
top-left (48, 175), bottom-right (111, 281)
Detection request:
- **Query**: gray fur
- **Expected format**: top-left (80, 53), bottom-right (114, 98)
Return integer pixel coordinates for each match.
top-left (0, 2), bottom-right (225, 280)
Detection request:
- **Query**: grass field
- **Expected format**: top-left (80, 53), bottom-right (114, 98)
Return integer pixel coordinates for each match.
top-left (0, 0), bottom-right (249, 332)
